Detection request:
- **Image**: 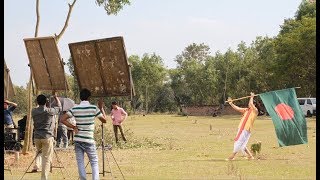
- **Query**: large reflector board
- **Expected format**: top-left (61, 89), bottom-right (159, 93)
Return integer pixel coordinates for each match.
top-left (4, 59), bottom-right (15, 99)
top-left (68, 36), bottom-right (132, 97)
top-left (23, 36), bottom-right (68, 91)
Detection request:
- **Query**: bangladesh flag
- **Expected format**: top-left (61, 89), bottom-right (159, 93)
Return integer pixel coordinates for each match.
top-left (259, 88), bottom-right (308, 147)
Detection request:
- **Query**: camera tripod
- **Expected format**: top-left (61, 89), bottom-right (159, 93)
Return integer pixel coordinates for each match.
top-left (4, 128), bottom-right (23, 151)
top-left (80, 124), bottom-right (125, 180)
top-left (19, 142), bottom-right (70, 180)
top-left (4, 148), bottom-right (13, 175)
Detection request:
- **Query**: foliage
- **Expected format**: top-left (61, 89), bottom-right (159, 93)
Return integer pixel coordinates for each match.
top-left (274, 1), bottom-right (316, 97)
top-left (10, 85), bottom-right (29, 115)
top-left (12, 0), bottom-right (315, 115)
top-left (295, 0), bottom-right (316, 20)
top-left (66, 57), bottom-right (80, 102)
top-left (95, 0), bottom-right (131, 15)
top-left (173, 43), bottom-right (214, 106)
top-left (150, 84), bottom-right (177, 113)
top-left (128, 53), bottom-right (168, 113)
top-left (94, 126), bottom-right (162, 149)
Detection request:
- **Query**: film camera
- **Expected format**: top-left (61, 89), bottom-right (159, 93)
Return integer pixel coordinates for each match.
top-left (4, 128), bottom-right (22, 151)
top-left (4, 130), bottom-right (18, 141)
top-left (4, 115), bottom-right (26, 151)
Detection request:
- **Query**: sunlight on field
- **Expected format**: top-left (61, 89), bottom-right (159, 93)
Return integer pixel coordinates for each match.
top-left (5, 114), bottom-right (316, 179)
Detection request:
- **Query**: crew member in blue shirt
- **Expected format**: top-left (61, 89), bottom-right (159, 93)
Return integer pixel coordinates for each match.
top-left (4, 99), bottom-right (18, 129)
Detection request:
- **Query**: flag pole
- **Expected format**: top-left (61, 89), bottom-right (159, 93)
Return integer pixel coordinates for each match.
top-left (225, 87), bottom-right (301, 103)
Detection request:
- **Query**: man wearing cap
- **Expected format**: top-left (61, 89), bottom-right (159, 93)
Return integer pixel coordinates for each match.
top-left (4, 99), bottom-right (18, 129)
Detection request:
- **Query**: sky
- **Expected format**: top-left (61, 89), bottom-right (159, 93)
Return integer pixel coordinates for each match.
top-left (4, 0), bottom-right (302, 87)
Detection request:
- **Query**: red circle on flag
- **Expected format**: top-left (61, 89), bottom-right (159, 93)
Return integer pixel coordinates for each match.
top-left (275, 103), bottom-right (294, 120)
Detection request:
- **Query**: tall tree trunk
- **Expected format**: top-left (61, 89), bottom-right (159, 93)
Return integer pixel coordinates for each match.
top-left (6, 68), bottom-right (10, 99)
top-left (221, 71), bottom-right (228, 112)
top-left (22, 73), bottom-right (34, 154)
top-left (223, 71), bottom-right (228, 104)
top-left (55, 0), bottom-right (77, 43)
top-left (145, 86), bottom-right (148, 114)
top-left (22, 0), bottom-right (41, 154)
top-left (23, 0), bottom-right (78, 154)
top-left (34, 0), bottom-right (40, 37)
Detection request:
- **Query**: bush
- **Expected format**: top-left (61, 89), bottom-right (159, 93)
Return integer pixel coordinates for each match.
top-left (94, 126), bottom-right (162, 150)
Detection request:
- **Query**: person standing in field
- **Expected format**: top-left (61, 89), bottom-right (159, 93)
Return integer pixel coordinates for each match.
top-left (31, 92), bottom-right (62, 179)
top-left (226, 92), bottom-right (258, 161)
top-left (66, 116), bottom-right (76, 145)
top-left (56, 111), bottom-right (69, 148)
top-left (4, 99), bottom-right (18, 129)
top-left (60, 88), bottom-right (107, 180)
top-left (110, 101), bottom-right (128, 143)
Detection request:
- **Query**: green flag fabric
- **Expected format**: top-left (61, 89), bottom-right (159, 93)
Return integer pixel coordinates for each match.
top-left (259, 88), bottom-right (308, 147)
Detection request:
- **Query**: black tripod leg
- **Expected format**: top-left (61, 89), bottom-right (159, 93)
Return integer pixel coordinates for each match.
top-left (53, 149), bottom-right (70, 179)
top-left (105, 150), bottom-right (114, 179)
top-left (4, 151), bottom-right (13, 175)
top-left (109, 150), bottom-right (125, 180)
top-left (19, 150), bottom-right (41, 180)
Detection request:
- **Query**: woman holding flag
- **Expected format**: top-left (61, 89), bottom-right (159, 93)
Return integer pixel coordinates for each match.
top-left (226, 92), bottom-right (258, 161)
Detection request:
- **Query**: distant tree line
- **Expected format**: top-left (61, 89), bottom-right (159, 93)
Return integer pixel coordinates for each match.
top-left (11, 0), bottom-right (315, 115)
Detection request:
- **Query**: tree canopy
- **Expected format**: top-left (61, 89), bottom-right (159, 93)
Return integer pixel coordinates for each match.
top-left (12, 0), bottom-right (316, 115)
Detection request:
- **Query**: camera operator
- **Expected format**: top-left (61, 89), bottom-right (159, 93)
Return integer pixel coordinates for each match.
top-left (31, 91), bottom-right (61, 180)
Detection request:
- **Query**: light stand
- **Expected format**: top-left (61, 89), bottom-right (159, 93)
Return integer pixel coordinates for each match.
top-left (101, 123), bottom-right (106, 177)
top-left (82, 123), bottom-right (125, 179)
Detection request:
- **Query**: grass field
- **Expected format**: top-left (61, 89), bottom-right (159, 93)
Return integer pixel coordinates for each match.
top-left (5, 114), bottom-right (316, 179)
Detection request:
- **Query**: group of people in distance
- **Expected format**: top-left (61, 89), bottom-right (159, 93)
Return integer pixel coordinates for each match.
top-left (4, 90), bottom-right (259, 180)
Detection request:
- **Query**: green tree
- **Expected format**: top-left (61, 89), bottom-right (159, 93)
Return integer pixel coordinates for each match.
top-left (129, 53), bottom-right (167, 113)
top-left (249, 36), bottom-right (277, 93)
top-left (274, 16), bottom-right (316, 96)
top-left (151, 84), bottom-right (177, 113)
top-left (66, 57), bottom-right (80, 102)
top-left (169, 69), bottom-right (192, 111)
top-left (176, 43), bottom-right (210, 69)
top-left (10, 85), bottom-right (29, 115)
top-left (295, 0), bottom-right (316, 20)
top-left (95, 0), bottom-right (131, 15)
top-left (174, 43), bottom-right (212, 106)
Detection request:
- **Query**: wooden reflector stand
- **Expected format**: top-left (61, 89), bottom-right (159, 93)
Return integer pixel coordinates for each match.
top-left (22, 36), bottom-right (68, 153)
top-left (4, 59), bottom-right (15, 174)
top-left (20, 36), bottom-right (70, 178)
top-left (68, 36), bottom-right (134, 97)
top-left (24, 36), bottom-right (68, 91)
top-left (69, 36), bottom-right (134, 178)
top-left (4, 59), bottom-right (15, 99)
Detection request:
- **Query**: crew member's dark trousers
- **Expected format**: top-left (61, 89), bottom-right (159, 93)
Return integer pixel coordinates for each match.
top-left (67, 130), bottom-right (74, 145)
top-left (113, 125), bottom-right (127, 143)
